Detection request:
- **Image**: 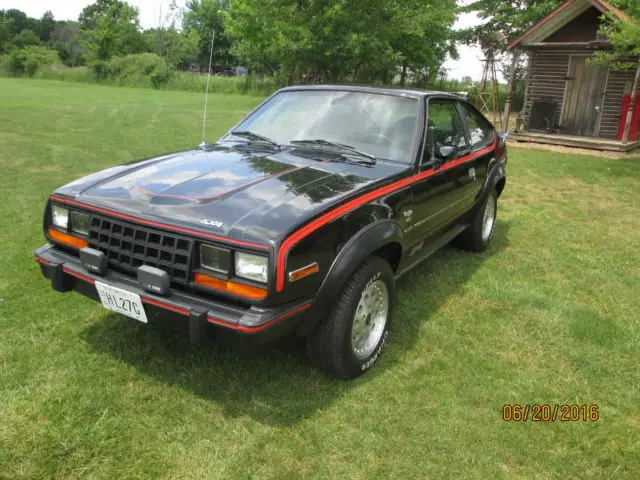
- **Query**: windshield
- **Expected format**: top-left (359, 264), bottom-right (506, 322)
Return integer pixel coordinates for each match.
top-left (231, 90), bottom-right (420, 163)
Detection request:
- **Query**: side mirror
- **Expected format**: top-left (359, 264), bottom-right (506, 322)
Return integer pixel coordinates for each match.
top-left (437, 145), bottom-right (456, 160)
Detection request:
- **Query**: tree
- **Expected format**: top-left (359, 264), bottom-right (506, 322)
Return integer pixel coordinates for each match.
top-left (224, 0), bottom-right (310, 79)
top-left (0, 16), bottom-right (16, 53)
top-left (183, 0), bottom-right (234, 69)
top-left (460, 0), bottom-right (561, 47)
top-left (389, 0), bottom-right (458, 86)
top-left (36, 11), bottom-right (56, 43)
top-left (592, 0), bottom-right (639, 70)
top-left (145, 27), bottom-right (199, 68)
top-left (225, 0), bottom-right (457, 85)
top-left (50, 21), bottom-right (87, 66)
top-left (146, 1), bottom-right (199, 68)
top-left (8, 28), bottom-right (40, 50)
top-left (6, 45), bottom-right (59, 76)
top-left (79, 0), bottom-right (119, 30)
top-left (0, 9), bottom-right (57, 51)
top-left (83, 1), bottom-right (146, 61)
top-left (3, 9), bottom-right (29, 34)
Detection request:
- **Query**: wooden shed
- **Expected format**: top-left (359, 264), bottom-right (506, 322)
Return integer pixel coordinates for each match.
top-left (503, 0), bottom-right (639, 152)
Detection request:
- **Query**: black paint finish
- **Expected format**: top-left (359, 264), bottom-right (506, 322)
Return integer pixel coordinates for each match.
top-left (38, 86), bottom-right (507, 342)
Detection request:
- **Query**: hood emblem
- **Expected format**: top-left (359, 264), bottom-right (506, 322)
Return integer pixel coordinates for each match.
top-left (199, 219), bottom-right (224, 228)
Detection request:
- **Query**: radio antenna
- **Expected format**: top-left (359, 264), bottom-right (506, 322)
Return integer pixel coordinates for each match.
top-left (200, 30), bottom-right (215, 148)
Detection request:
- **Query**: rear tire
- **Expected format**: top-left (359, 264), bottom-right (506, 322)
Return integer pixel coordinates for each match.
top-left (308, 256), bottom-right (395, 379)
top-left (454, 189), bottom-right (497, 252)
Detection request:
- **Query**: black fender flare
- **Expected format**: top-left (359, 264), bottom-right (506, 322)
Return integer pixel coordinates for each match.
top-left (474, 158), bottom-right (506, 213)
top-left (296, 220), bottom-right (404, 336)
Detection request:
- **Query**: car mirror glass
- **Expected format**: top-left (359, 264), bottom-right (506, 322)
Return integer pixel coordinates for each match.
top-left (437, 145), bottom-right (456, 160)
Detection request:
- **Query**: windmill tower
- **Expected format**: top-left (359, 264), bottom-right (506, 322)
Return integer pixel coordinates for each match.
top-left (475, 32), bottom-right (506, 126)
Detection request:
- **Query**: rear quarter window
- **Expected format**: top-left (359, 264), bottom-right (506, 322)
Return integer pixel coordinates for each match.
top-left (459, 104), bottom-right (494, 149)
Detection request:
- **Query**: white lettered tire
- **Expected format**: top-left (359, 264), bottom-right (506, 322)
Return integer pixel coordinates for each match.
top-left (308, 256), bottom-right (395, 379)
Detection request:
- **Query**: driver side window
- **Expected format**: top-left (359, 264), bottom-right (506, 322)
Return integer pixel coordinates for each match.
top-left (424, 100), bottom-right (467, 164)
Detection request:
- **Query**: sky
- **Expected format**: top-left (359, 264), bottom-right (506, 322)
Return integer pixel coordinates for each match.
top-left (443, 9), bottom-right (485, 81)
top-left (1, 0), bottom-right (486, 80)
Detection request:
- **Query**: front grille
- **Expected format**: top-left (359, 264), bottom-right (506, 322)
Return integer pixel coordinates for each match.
top-left (88, 214), bottom-right (194, 285)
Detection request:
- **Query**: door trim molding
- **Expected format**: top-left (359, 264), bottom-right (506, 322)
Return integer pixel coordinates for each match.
top-left (406, 190), bottom-right (477, 232)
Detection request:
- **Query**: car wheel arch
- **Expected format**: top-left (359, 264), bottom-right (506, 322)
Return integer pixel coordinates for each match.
top-left (296, 220), bottom-right (404, 337)
top-left (478, 161), bottom-right (505, 205)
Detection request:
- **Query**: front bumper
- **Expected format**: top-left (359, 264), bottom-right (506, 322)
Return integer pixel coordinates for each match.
top-left (34, 243), bottom-right (311, 345)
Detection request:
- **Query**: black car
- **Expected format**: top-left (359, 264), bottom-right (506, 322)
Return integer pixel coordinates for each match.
top-left (35, 85), bottom-right (507, 379)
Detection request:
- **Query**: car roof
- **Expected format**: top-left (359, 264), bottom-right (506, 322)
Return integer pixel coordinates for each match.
top-left (277, 84), bottom-right (466, 101)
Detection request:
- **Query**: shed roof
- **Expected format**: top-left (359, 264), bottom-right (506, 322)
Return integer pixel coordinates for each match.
top-left (507, 0), bottom-right (631, 50)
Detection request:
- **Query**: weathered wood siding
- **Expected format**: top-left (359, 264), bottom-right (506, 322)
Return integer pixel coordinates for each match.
top-left (521, 49), bottom-right (577, 131)
top-left (544, 7), bottom-right (602, 43)
top-left (562, 56), bottom-right (608, 136)
top-left (521, 48), bottom-right (633, 139)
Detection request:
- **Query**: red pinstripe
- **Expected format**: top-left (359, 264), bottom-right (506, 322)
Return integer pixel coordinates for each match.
top-left (63, 267), bottom-right (95, 284)
top-left (61, 266), bottom-right (196, 316)
top-left (141, 297), bottom-right (190, 316)
top-left (60, 261), bottom-right (308, 330)
top-left (275, 135), bottom-right (497, 291)
top-left (208, 303), bottom-right (310, 332)
top-left (49, 195), bottom-right (269, 250)
top-left (35, 255), bottom-right (52, 265)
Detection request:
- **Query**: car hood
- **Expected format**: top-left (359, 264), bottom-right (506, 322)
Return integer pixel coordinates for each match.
top-left (54, 144), bottom-right (407, 246)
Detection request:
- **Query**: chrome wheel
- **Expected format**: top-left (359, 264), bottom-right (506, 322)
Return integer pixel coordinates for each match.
top-left (481, 194), bottom-right (496, 242)
top-left (351, 279), bottom-right (389, 360)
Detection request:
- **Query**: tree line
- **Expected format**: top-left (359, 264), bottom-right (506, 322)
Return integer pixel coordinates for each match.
top-left (1, 0), bottom-right (637, 88)
top-left (0, 0), bottom-right (459, 86)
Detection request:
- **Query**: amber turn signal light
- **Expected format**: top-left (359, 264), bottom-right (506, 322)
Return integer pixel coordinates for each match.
top-left (48, 227), bottom-right (88, 249)
top-left (194, 273), bottom-right (267, 300)
top-left (288, 262), bottom-right (319, 282)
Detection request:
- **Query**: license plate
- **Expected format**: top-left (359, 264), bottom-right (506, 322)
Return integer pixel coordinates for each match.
top-left (95, 281), bottom-right (148, 323)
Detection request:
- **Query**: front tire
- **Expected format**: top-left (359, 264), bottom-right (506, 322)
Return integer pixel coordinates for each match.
top-left (454, 188), bottom-right (497, 252)
top-left (308, 256), bottom-right (395, 379)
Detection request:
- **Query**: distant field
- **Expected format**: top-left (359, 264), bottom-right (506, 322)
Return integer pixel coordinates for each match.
top-left (0, 78), bottom-right (639, 479)
top-left (28, 66), bottom-right (278, 96)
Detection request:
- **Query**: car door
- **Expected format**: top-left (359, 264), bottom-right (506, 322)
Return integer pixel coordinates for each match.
top-left (408, 98), bottom-right (471, 245)
top-left (456, 101), bottom-right (496, 208)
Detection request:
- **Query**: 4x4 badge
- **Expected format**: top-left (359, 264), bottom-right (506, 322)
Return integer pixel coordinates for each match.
top-left (199, 219), bottom-right (224, 228)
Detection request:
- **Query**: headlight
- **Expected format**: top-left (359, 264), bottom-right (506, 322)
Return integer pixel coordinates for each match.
top-left (200, 244), bottom-right (230, 273)
top-left (52, 206), bottom-right (69, 229)
top-left (70, 211), bottom-right (92, 236)
top-left (235, 252), bottom-right (268, 283)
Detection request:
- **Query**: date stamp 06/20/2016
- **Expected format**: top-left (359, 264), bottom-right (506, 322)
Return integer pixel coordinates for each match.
top-left (502, 404), bottom-right (600, 422)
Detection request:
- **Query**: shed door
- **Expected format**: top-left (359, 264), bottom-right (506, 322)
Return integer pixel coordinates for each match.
top-left (561, 56), bottom-right (608, 136)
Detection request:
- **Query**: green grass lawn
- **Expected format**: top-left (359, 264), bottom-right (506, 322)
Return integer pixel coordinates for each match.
top-left (1, 78), bottom-right (639, 479)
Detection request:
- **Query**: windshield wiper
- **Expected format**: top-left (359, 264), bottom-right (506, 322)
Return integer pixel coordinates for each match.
top-left (229, 130), bottom-right (280, 147)
top-left (289, 139), bottom-right (376, 165)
